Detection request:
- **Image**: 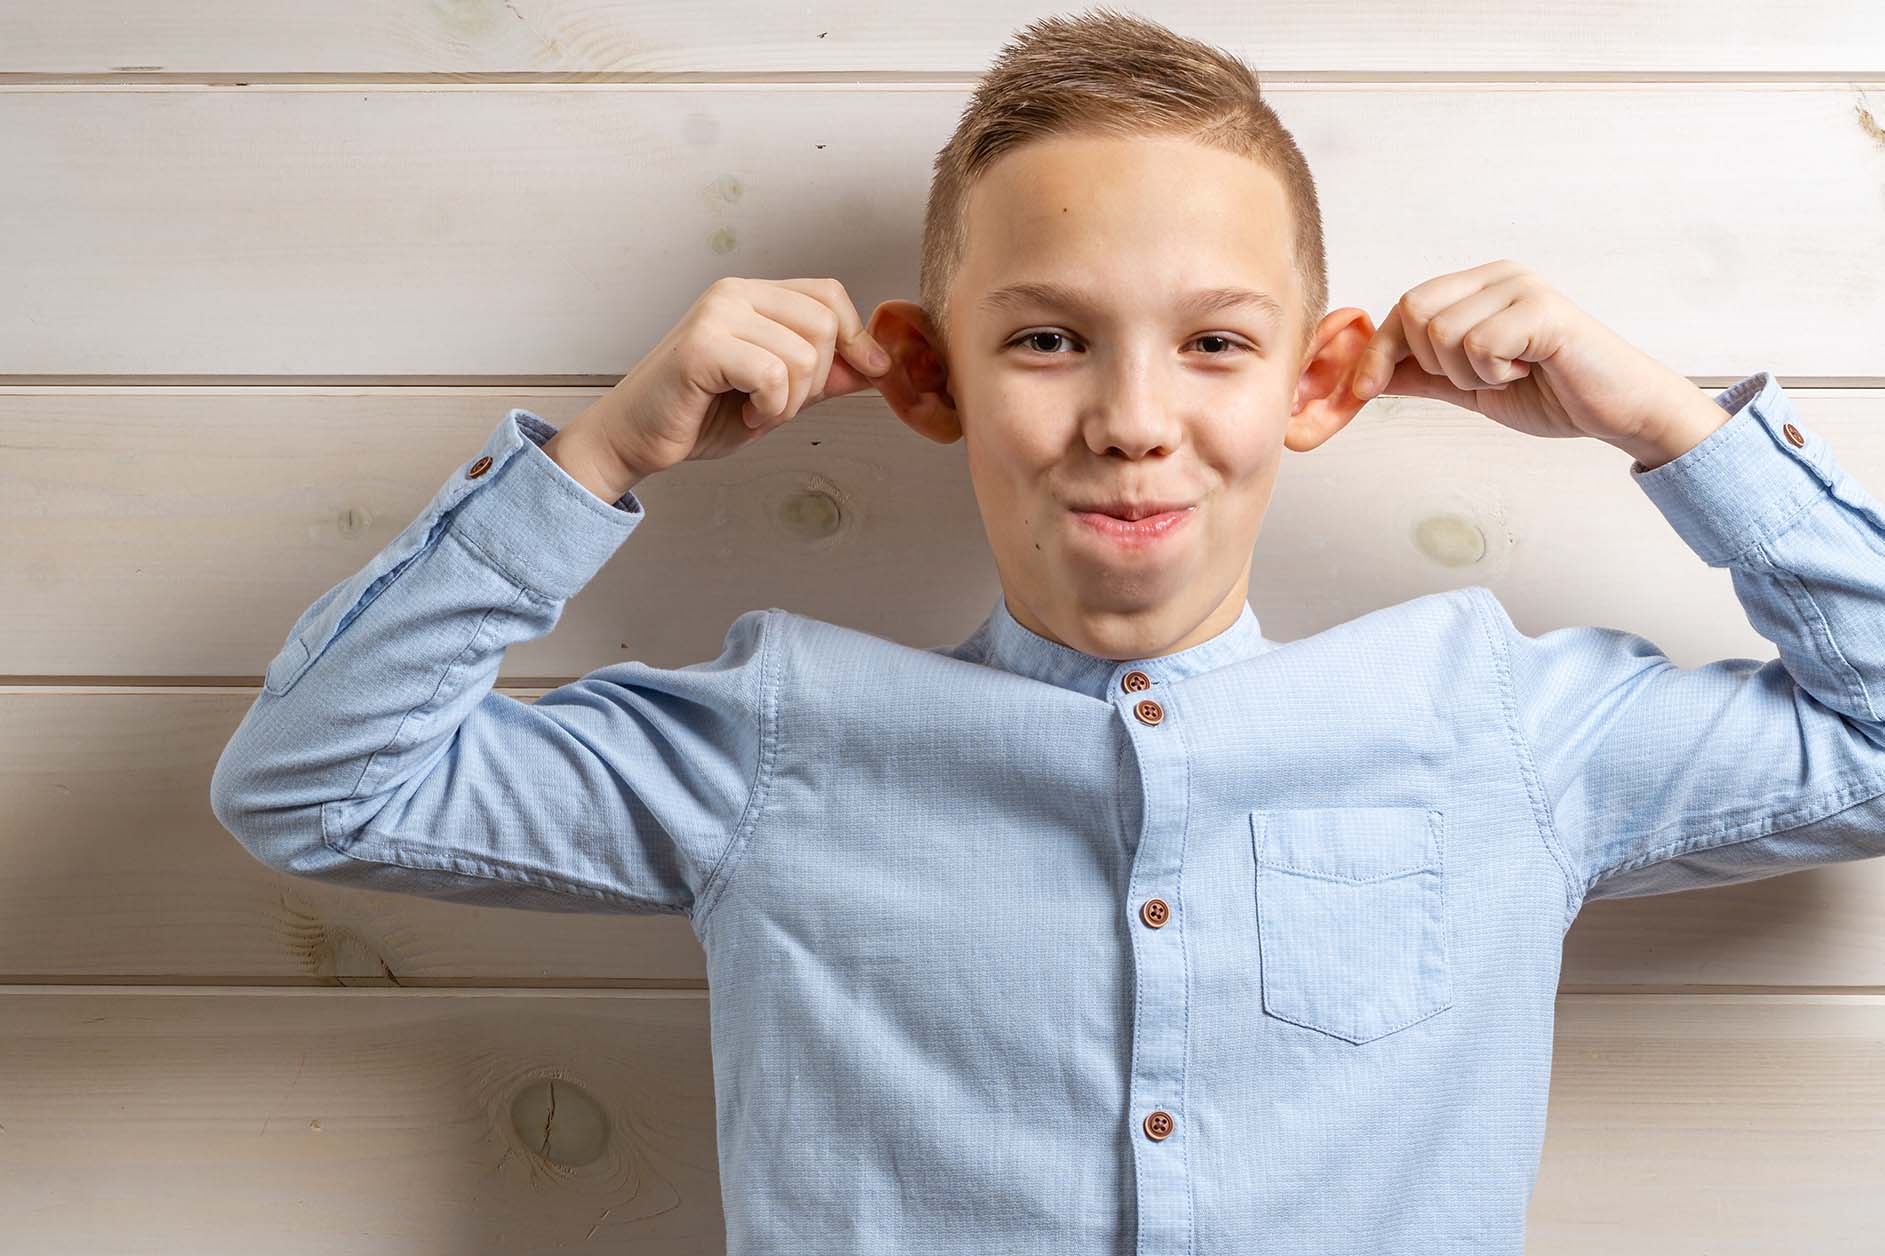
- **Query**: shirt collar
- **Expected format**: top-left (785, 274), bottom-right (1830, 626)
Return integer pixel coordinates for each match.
top-left (959, 591), bottom-right (1274, 699)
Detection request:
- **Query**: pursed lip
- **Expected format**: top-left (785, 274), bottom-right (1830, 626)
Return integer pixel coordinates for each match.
top-left (1066, 498), bottom-right (1197, 521)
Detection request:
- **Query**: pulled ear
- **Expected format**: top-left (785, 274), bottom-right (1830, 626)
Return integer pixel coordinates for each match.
top-left (1285, 307), bottom-right (1377, 453)
top-left (867, 299), bottom-right (962, 444)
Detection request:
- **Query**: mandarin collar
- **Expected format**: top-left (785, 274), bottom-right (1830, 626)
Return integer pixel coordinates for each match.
top-left (961, 592), bottom-right (1274, 699)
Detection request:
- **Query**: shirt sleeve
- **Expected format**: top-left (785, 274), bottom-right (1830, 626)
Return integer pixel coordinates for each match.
top-left (209, 407), bottom-right (780, 919)
top-left (1475, 370), bottom-right (1885, 927)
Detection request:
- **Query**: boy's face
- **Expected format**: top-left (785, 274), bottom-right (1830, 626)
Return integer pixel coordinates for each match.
top-left (870, 131), bottom-right (1376, 661)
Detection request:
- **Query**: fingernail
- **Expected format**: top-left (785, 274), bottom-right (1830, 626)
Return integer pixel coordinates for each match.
top-left (1353, 370), bottom-right (1378, 397)
top-left (863, 340), bottom-right (892, 373)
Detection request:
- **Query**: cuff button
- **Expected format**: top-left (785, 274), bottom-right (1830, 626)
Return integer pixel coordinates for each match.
top-left (467, 455), bottom-right (493, 478)
top-left (1782, 423), bottom-right (1805, 448)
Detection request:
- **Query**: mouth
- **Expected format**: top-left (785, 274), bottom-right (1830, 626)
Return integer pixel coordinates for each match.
top-left (1069, 498), bottom-right (1196, 521)
top-left (1068, 503), bottom-right (1197, 549)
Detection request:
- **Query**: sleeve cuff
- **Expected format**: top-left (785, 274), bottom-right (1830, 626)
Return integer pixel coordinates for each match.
top-left (441, 407), bottom-right (647, 601)
top-left (1628, 371), bottom-right (1835, 567)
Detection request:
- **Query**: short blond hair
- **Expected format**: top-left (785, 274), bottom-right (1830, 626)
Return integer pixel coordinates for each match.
top-left (920, 6), bottom-right (1327, 366)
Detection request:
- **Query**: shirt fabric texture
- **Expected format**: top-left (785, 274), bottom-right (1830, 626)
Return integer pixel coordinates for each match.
top-left (211, 369), bottom-right (1885, 1255)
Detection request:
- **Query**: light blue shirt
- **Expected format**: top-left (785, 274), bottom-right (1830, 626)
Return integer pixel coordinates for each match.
top-left (211, 369), bottom-right (1885, 1254)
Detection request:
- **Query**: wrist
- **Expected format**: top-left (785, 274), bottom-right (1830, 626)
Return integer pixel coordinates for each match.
top-left (1614, 390), bottom-right (1733, 472)
top-left (542, 410), bottom-right (646, 503)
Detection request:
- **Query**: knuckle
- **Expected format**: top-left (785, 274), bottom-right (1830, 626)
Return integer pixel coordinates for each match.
top-left (818, 302), bottom-right (841, 337)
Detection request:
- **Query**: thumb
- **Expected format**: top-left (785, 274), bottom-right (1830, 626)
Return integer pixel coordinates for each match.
top-left (812, 347), bottom-right (892, 405)
top-left (1377, 356), bottom-right (1483, 410)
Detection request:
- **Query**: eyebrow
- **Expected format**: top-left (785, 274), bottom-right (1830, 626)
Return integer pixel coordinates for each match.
top-left (976, 280), bottom-right (1285, 326)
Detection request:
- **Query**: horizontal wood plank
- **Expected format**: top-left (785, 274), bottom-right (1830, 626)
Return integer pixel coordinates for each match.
top-left (0, 988), bottom-right (1876, 1252)
top-left (0, 988), bottom-right (722, 1252)
top-left (1528, 994), bottom-right (1885, 1252)
top-left (1, 3), bottom-right (1880, 75)
top-left (2, 85), bottom-right (1882, 378)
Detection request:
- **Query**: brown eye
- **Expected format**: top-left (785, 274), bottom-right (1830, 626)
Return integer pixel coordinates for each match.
top-left (1011, 330), bottom-right (1077, 354)
top-left (1192, 334), bottom-right (1249, 356)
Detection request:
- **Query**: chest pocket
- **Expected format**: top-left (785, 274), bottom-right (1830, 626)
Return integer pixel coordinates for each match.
top-left (1250, 805), bottom-right (1452, 1045)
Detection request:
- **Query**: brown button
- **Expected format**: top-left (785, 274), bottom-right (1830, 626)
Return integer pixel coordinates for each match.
top-left (1143, 1109), bottom-right (1174, 1141)
top-left (1783, 422), bottom-right (1805, 448)
top-left (1120, 669), bottom-right (1152, 693)
top-left (1133, 698), bottom-right (1164, 726)
top-left (466, 455), bottom-right (493, 479)
top-left (1139, 897), bottom-right (1170, 928)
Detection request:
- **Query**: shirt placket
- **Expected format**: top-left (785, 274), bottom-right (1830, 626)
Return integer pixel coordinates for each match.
top-left (1114, 663), bottom-right (1193, 1256)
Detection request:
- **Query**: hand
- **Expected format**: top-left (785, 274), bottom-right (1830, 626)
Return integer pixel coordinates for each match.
top-left (1349, 259), bottom-right (1728, 463)
top-left (578, 276), bottom-right (895, 482)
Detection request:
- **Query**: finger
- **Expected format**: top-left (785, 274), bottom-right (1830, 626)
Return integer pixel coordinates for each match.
top-left (736, 284), bottom-right (836, 419)
top-left (1354, 305), bottom-right (1408, 398)
top-left (766, 276), bottom-right (893, 384)
top-left (1380, 352), bottom-right (1485, 411)
top-left (1452, 294), bottom-right (1538, 390)
top-left (1369, 261), bottom-right (1528, 396)
top-left (729, 307), bottom-right (822, 425)
top-left (1424, 281), bottom-right (1525, 392)
top-left (1397, 292), bottom-right (1447, 383)
top-left (814, 346), bottom-right (893, 403)
top-left (707, 329), bottom-right (795, 428)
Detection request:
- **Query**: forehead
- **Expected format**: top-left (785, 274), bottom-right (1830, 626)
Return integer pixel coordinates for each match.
top-left (959, 132), bottom-right (1293, 315)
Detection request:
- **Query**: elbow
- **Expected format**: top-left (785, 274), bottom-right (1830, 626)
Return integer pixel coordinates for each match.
top-left (209, 743), bottom-right (323, 876)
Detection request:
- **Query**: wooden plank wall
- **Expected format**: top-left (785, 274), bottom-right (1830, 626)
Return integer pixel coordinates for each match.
top-left (4, 4), bottom-right (1884, 1251)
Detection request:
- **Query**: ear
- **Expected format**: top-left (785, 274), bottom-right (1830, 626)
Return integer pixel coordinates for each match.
top-left (866, 299), bottom-right (962, 444)
top-left (1284, 306), bottom-right (1377, 453)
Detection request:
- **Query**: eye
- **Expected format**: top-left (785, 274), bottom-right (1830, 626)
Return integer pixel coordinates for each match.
top-left (1010, 329), bottom-right (1079, 355)
top-left (1005, 330), bottom-right (1253, 357)
top-left (1190, 334), bottom-right (1249, 356)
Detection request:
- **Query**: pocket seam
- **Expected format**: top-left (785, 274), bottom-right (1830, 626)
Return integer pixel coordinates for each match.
top-left (1250, 806), bottom-right (1453, 1045)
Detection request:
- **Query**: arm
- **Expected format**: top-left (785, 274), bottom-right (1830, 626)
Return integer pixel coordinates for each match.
top-left (1477, 371), bottom-right (1885, 926)
top-left (209, 408), bottom-right (779, 918)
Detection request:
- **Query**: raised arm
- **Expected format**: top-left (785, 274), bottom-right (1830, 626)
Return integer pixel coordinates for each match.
top-left (209, 407), bottom-right (779, 917)
top-left (1480, 371), bottom-right (1885, 927)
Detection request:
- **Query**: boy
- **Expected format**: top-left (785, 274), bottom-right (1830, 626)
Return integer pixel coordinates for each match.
top-left (210, 10), bottom-right (1885, 1254)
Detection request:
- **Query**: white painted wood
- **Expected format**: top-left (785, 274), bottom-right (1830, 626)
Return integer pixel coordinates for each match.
top-left (0, 988), bottom-right (723, 1253)
top-left (1527, 995), bottom-right (1885, 1252)
top-left (1, 2), bottom-right (1879, 75)
top-left (2, 85), bottom-right (1882, 378)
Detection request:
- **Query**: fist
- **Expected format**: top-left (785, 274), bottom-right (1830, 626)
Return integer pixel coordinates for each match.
top-left (586, 275), bottom-right (895, 482)
top-left (1349, 258), bottom-right (1716, 456)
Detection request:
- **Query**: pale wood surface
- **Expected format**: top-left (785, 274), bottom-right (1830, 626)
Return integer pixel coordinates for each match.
top-left (1, 2), bottom-right (1880, 74)
top-left (2, 85), bottom-right (1883, 380)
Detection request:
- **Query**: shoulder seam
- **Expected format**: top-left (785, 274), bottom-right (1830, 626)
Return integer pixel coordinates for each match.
top-left (1464, 586), bottom-right (1584, 931)
top-left (689, 607), bottom-right (783, 933)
